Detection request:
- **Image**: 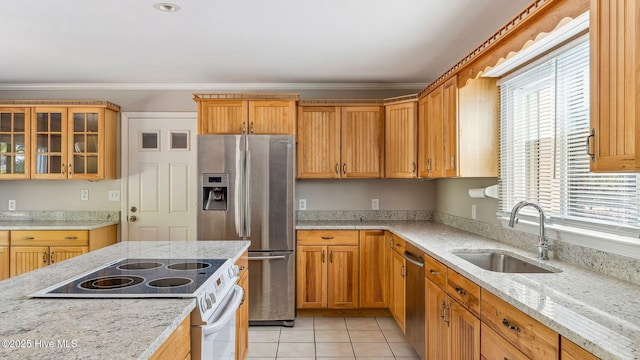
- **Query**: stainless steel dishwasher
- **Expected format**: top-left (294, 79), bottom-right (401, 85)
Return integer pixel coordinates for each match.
top-left (403, 243), bottom-right (425, 360)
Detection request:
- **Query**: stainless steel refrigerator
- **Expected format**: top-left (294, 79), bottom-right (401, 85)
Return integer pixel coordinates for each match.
top-left (198, 134), bottom-right (295, 326)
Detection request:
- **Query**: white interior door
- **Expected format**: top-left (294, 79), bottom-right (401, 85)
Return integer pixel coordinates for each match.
top-left (124, 113), bottom-right (197, 241)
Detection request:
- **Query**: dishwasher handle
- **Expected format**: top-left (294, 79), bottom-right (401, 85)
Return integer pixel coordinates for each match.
top-left (403, 250), bottom-right (425, 268)
top-left (202, 285), bottom-right (244, 337)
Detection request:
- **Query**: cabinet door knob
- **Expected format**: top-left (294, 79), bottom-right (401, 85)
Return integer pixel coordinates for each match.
top-left (241, 121), bottom-right (247, 134)
top-left (321, 249), bottom-right (326, 263)
top-left (50, 251), bottom-right (55, 264)
top-left (42, 250), bottom-right (47, 264)
top-left (586, 128), bottom-right (595, 162)
top-left (412, 162), bottom-right (416, 173)
top-left (342, 163), bottom-right (347, 174)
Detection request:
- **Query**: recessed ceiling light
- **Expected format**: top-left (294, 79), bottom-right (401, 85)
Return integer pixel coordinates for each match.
top-left (153, 3), bottom-right (181, 12)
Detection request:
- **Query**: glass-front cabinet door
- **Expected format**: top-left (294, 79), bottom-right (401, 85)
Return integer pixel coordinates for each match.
top-left (31, 108), bottom-right (67, 179)
top-left (68, 108), bottom-right (102, 179)
top-left (0, 108), bottom-right (30, 179)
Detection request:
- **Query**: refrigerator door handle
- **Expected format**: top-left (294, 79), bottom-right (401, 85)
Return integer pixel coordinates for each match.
top-left (235, 149), bottom-right (245, 238)
top-left (245, 150), bottom-right (252, 237)
top-left (248, 255), bottom-right (287, 261)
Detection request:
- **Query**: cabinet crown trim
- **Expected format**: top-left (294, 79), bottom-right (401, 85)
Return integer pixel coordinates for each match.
top-left (0, 100), bottom-right (120, 111)
top-left (193, 93), bottom-right (299, 101)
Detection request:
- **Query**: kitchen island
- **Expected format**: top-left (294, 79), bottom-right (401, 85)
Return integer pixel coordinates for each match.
top-left (0, 240), bottom-right (250, 360)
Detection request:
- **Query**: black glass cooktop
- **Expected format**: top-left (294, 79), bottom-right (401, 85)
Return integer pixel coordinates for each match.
top-left (34, 258), bottom-right (227, 298)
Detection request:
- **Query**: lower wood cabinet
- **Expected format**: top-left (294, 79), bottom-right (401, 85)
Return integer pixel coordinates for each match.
top-left (359, 230), bottom-right (388, 308)
top-left (481, 289), bottom-right (558, 359)
top-left (150, 316), bottom-right (191, 360)
top-left (8, 225), bottom-right (117, 277)
top-left (296, 230), bottom-right (359, 309)
top-left (561, 337), bottom-right (600, 360)
top-left (235, 251), bottom-right (249, 360)
top-left (0, 231), bottom-right (9, 280)
top-left (481, 322), bottom-right (528, 360)
top-left (425, 274), bottom-right (480, 360)
top-left (388, 233), bottom-right (406, 332)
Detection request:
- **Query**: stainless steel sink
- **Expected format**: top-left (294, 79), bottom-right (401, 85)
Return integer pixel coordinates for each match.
top-left (452, 251), bottom-right (561, 273)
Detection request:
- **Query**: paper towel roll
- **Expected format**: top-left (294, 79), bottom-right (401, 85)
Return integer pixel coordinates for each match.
top-left (468, 185), bottom-right (499, 199)
top-left (468, 188), bottom-right (486, 198)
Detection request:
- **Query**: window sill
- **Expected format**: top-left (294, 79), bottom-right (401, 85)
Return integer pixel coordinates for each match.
top-left (497, 215), bottom-right (640, 260)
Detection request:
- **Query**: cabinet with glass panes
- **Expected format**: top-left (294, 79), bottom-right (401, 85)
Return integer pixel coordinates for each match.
top-left (0, 101), bottom-right (119, 180)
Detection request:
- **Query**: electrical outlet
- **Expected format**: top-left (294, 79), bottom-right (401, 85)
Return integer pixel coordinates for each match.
top-left (108, 190), bottom-right (120, 201)
top-left (471, 204), bottom-right (477, 220)
top-left (372, 198), bottom-right (379, 210)
top-left (81, 189), bottom-right (89, 201)
top-left (299, 199), bottom-right (307, 210)
top-left (8, 200), bottom-right (16, 211)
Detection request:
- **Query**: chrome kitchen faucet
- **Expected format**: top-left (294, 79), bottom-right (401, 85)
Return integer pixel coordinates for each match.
top-left (508, 201), bottom-right (551, 260)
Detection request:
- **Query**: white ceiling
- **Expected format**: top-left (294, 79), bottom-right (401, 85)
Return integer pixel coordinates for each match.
top-left (1, 0), bottom-right (532, 88)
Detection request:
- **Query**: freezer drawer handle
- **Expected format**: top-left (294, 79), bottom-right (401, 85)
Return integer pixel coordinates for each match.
top-left (249, 255), bottom-right (287, 260)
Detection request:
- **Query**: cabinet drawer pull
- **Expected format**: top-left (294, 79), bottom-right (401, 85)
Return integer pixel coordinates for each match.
top-left (238, 265), bottom-right (246, 272)
top-left (321, 250), bottom-right (326, 263)
top-left (64, 236), bottom-right (78, 240)
top-left (250, 122), bottom-right (255, 134)
top-left (429, 269), bottom-right (439, 275)
top-left (412, 162), bottom-right (416, 173)
top-left (329, 250), bottom-right (334, 263)
top-left (242, 121), bottom-right (247, 134)
top-left (335, 163), bottom-right (339, 175)
top-left (50, 251), bottom-right (55, 264)
top-left (400, 264), bottom-right (405, 277)
top-left (61, 163), bottom-right (65, 175)
top-left (389, 239), bottom-right (394, 249)
top-left (21, 236), bottom-right (35, 240)
top-left (42, 250), bottom-right (47, 264)
top-left (501, 319), bottom-right (521, 333)
top-left (342, 163), bottom-right (347, 174)
top-left (454, 287), bottom-right (467, 296)
top-left (320, 236), bottom-right (334, 240)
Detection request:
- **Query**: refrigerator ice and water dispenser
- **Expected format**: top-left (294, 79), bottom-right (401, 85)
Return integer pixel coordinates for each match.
top-left (202, 173), bottom-right (228, 211)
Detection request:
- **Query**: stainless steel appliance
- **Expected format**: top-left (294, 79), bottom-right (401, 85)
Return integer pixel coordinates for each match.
top-left (198, 134), bottom-right (295, 326)
top-left (30, 258), bottom-right (243, 359)
top-left (404, 243), bottom-right (426, 360)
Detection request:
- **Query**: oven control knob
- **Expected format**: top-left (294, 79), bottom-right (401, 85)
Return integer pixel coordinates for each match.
top-left (228, 265), bottom-right (239, 278)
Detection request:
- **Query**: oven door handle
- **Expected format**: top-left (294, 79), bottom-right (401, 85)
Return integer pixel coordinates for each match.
top-left (203, 285), bottom-right (244, 337)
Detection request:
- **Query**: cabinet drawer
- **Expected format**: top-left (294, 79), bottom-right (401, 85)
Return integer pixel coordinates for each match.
top-left (424, 254), bottom-right (447, 290)
top-left (447, 269), bottom-right (480, 317)
top-left (0, 231), bottom-right (8, 246)
top-left (11, 230), bottom-right (89, 246)
top-left (481, 323), bottom-right (528, 360)
top-left (481, 290), bottom-right (558, 359)
top-left (561, 337), bottom-right (599, 360)
top-left (389, 234), bottom-right (405, 255)
top-left (297, 230), bottom-right (359, 246)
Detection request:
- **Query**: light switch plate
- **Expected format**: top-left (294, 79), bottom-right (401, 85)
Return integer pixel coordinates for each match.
top-left (372, 199), bottom-right (379, 210)
top-left (299, 199), bottom-right (307, 210)
top-left (8, 200), bottom-right (16, 211)
top-left (81, 189), bottom-right (89, 201)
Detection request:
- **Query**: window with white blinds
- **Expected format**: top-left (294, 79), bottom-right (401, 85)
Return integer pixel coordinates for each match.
top-left (499, 37), bottom-right (640, 236)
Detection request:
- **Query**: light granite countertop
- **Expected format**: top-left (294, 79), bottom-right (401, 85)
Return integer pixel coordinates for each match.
top-left (297, 220), bottom-right (640, 360)
top-left (0, 219), bottom-right (119, 230)
top-left (0, 240), bottom-right (250, 360)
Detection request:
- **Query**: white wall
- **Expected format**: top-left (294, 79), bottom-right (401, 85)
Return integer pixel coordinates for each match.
top-left (0, 180), bottom-right (122, 211)
top-left (434, 178), bottom-right (500, 224)
top-left (296, 179), bottom-right (435, 210)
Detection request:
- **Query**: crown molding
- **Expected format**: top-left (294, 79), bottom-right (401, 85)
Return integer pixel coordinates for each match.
top-left (0, 82), bottom-right (428, 91)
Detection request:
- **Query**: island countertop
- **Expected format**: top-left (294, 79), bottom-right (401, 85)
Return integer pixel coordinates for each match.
top-left (297, 220), bottom-right (640, 360)
top-left (0, 240), bottom-right (250, 360)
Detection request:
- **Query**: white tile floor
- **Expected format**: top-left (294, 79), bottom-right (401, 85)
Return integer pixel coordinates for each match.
top-left (247, 316), bottom-right (420, 359)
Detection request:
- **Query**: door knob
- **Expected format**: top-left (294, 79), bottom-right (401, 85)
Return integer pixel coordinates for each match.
top-left (129, 215), bottom-right (137, 222)
top-left (130, 206), bottom-right (137, 212)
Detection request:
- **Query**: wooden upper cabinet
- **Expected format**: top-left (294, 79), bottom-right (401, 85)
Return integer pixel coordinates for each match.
top-left (249, 100), bottom-right (296, 134)
top-left (385, 101), bottom-right (417, 178)
top-left (420, 86), bottom-right (445, 178)
top-left (0, 101), bottom-right (119, 181)
top-left (198, 100), bottom-right (248, 135)
top-left (341, 106), bottom-right (384, 178)
top-left (0, 108), bottom-right (30, 179)
top-left (590, 0), bottom-right (640, 171)
top-left (195, 95), bottom-right (298, 135)
top-left (297, 106), bottom-right (341, 178)
top-left (442, 77), bottom-right (458, 177)
top-left (418, 76), bottom-right (498, 178)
